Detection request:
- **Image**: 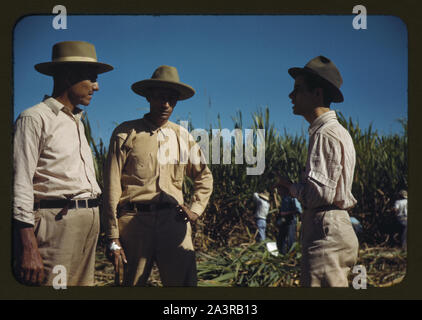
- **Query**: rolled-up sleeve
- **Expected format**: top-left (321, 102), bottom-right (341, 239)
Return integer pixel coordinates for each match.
top-left (289, 132), bottom-right (342, 209)
top-left (13, 116), bottom-right (42, 225)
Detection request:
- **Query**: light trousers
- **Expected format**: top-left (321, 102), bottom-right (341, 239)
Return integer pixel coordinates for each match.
top-left (300, 208), bottom-right (359, 287)
top-left (34, 206), bottom-right (100, 286)
top-left (118, 207), bottom-right (197, 286)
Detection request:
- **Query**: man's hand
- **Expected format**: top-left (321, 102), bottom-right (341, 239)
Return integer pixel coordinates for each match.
top-left (16, 225), bottom-right (45, 285)
top-left (106, 239), bottom-right (127, 273)
top-left (177, 204), bottom-right (199, 223)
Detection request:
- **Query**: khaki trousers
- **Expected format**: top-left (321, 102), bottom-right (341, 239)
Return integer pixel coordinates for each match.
top-left (34, 207), bottom-right (100, 286)
top-left (118, 207), bottom-right (197, 286)
top-left (300, 209), bottom-right (359, 287)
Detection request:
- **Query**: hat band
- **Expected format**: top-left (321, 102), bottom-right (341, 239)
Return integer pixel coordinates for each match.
top-left (53, 56), bottom-right (98, 63)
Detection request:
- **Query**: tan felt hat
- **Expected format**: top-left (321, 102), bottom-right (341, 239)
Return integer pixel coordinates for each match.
top-left (131, 65), bottom-right (195, 101)
top-left (288, 55), bottom-right (344, 103)
top-left (34, 41), bottom-right (113, 76)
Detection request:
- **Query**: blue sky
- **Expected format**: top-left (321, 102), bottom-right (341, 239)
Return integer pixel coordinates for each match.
top-left (13, 15), bottom-right (407, 144)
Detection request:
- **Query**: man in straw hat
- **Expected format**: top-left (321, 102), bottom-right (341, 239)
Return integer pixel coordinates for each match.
top-left (13, 41), bottom-right (113, 286)
top-left (276, 56), bottom-right (359, 287)
top-left (103, 65), bottom-right (213, 286)
top-left (252, 191), bottom-right (270, 242)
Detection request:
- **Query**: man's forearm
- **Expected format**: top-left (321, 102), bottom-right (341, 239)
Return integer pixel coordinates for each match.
top-left (15, 221), bottom-right (39, 251)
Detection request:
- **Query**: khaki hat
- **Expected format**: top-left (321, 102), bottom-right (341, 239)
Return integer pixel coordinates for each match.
top-left (34, 41), bottom-right (113, 76)
top-left (258, 191), bottom-right (270, 201)
top-left (131, 65), bottom-right (195, 101)
top-left (288, 55), bottom-right (344, 103)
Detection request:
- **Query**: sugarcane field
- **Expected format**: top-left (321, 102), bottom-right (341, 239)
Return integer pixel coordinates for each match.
top-left (83, 108), bottom-right (407, 288)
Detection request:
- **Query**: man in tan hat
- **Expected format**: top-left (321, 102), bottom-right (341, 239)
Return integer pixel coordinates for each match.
top-left (13, 41), bottom-right (113, 286)
top-left (276, 56), bottom-right (359, 287)
top-left (103, 65), bottom-right (213, 286)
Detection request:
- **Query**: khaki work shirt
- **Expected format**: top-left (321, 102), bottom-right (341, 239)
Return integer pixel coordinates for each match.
top-left (289, 111), bottom-right (357, 210)
top-left (103, 115), bottom-right (213, 239)
top-left (13, 97), bottom-right (101, 225)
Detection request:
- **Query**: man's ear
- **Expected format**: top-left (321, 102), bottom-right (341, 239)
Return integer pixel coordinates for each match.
top-left (313, 87), bottom-right (324, 103)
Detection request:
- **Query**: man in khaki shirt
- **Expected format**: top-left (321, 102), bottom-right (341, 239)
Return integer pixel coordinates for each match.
top-left (104, 65), bottom-right (213, 286)
top-left (13, 41), bottom-right (113, 286)
top-left (277, 56), bottom-right (359, 287)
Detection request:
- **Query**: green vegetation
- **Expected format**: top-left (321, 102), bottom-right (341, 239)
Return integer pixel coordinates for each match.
top-left (83, 107), bottom-right (407, 287)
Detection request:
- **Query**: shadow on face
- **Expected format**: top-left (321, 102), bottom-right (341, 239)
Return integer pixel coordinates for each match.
top-left (53, 65), bottom-right (99, 88)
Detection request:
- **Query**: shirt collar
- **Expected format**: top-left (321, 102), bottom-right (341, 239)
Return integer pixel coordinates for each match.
top-left (43, 96), bottom-right (83, 119)
top-left (308, 110), bottom-right (337, 136)
top-left (142, 113), bottom-right (171, 133)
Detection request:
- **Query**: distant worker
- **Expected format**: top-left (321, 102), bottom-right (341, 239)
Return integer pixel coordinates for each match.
top-left (253, 192), bottom-right (270, 242)
top-left (276, 189), bottom-right (302, 255)
top-left (393, 190), bottom-right (408, 249)
top-left (350, 217), bottom-right (363, 235)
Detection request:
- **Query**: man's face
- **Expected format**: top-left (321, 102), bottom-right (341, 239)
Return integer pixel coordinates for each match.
top-left (147, 88), bottom-right (179, 125)
top-left (288, 75), bottom-right (317, 116)
top-left (67, 68), bottom-right (100, 107)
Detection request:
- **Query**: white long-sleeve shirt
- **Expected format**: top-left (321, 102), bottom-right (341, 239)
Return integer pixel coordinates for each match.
top-left (13, 96), bottom-right (101, 225)
top-left (289, 111), bottom-right (357, 210)
top-left (394, 199), bottom-right (407, 219)
top-left (253, 193), bottom-right (270, 219)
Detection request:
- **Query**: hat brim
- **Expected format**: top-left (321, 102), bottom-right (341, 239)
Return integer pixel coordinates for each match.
top-left (258, 194), bottom-right (270, 201)
top-left (34, 61), bottom-right (114, 76)
top-left (131, 79), bottom-right (195, 101)
top-left (288, 67), bottom-right (344, 103)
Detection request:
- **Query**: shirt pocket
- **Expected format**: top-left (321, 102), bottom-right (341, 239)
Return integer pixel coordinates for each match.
top-left (130, 153), bottom-right (156, 182)
top-left (120, 131), bottom-right (157, 182)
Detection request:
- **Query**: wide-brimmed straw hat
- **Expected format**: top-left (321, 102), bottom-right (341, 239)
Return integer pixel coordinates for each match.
top-left (131, 65), bottom-right (195, 101)
top-left (34, 41), bottom-right (113, 76)
top-left (288, 55), bottom-right (344, 103)
top-left (258, 191), bottom-right (270, 202)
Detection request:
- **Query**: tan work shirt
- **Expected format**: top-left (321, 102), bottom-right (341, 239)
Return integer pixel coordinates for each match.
top-left (13, 97), bottom-right (101, 225)
top-left (289, 110), bottom-right (357, 210)
top-left (103, 115), bottom-right (213, 239)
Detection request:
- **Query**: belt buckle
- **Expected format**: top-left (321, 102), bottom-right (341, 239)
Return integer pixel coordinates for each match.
top-left (77, 200), bottom-right (87, 209)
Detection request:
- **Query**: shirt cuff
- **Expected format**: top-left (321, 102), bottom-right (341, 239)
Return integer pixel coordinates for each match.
top-left (13, 209), bottom-right (35, 226)
top-left (106, 227), bottom-right (120, 240)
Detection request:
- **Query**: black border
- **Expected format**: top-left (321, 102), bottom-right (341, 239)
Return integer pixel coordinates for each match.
top-left (2, 0), bottom-right (421, 301)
